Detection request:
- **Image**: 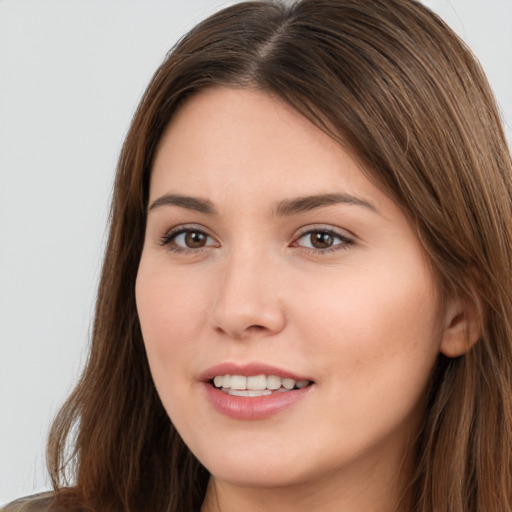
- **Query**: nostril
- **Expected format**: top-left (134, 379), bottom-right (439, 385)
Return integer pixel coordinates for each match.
top-left (211, 297), bottom-right (286, 339)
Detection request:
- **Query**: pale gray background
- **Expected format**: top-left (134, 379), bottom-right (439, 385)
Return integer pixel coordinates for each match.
top-left (1, 0), bottom-right (510, 505)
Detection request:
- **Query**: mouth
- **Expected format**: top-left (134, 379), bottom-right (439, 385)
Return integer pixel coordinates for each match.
top-left (210, 374), bottom-right (313, 397)
top-left (202, 364), bottom-right (314, 419)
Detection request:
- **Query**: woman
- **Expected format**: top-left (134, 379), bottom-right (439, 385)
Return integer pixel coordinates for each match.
top-left (5, 0), bottom-right (512, 511)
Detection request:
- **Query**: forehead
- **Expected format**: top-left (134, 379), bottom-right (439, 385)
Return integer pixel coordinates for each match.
top-left (150, 86), bottom-right (381, 206)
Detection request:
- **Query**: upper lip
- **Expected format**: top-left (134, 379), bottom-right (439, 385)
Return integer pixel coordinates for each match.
top-left (199, 362), bottom-right (313, 383)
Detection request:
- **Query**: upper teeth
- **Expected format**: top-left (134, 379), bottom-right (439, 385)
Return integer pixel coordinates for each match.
top-left (213, 374), bottom-right (310, 391)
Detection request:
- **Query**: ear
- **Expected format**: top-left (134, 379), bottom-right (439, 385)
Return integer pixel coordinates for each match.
top-left (439, 293), bottom-right (482, 358)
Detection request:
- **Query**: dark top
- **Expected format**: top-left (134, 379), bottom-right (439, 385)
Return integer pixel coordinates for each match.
top-left (2, 492), bottom-right (56, 512)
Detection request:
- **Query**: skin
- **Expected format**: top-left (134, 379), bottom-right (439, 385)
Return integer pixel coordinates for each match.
top-left (135, 86), bottom-right (468, 512)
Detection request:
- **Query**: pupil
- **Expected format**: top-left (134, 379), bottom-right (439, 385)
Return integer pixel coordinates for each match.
top-left (312, 232), bottom-right (333, 249)
top-left (185, 232), bottom-right (206, 248)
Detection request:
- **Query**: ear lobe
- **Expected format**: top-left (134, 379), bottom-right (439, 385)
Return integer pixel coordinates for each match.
top-left (439, 295), bottom-right (482, 358)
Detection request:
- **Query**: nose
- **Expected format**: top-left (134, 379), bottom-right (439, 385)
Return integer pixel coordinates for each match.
top-left (211, 249), bottom-right (287, 340)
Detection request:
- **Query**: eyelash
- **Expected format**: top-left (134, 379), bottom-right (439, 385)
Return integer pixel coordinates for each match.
top-left (292, 227), bottom-right (354, 253)
top-left (159, 226), bottom-right (354, 254)
top-left (160, 226), bottom-right (217, 253)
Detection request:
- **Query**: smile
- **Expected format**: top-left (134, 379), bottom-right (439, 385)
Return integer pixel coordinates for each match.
top-left (212, 374), bottom-right (311, 396)
top-left (200, 363), bottom-right (314, 419)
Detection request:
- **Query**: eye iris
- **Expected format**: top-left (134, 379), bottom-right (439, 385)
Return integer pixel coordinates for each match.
top-left (185, 231), bottom-right (207, 248)
top-left (311, 232), bottom-right (333, 249)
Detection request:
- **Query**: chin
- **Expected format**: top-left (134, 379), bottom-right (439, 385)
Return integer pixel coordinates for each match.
top-left (194, 444), bottom-right (310, 489)
top-left (208, 463), bottom-right (305, 489)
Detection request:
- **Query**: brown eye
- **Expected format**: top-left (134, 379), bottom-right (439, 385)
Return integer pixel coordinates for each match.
top-left (184, 231), bottom-right (207, 248)
top-left (310, 232), bottom-right (334, 249)
top-left (294, 228), bottom-right (353, 252)
top-left (162, 228), bottom-right (217, 250)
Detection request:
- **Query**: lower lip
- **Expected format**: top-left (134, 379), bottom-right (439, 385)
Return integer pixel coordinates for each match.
top-left (203, 383), bottom-right (312, 420)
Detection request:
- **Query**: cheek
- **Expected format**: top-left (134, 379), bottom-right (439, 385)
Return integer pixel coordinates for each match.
top-left (136, 261), bottom-right (209, 344)
top-left (135, 263), bottom-right (211, 403)
top-left (293, 257), bottom-right (441, 399)
top-left (284, 267), bottom-right (440, 465)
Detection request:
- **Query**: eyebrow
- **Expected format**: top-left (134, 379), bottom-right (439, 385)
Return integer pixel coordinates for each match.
top-left (148, 194), bottom-right (217, 214)
top-left (274, 193), bottom-right (378, 216)
top-left (147, 192), bottom-right (378, 216)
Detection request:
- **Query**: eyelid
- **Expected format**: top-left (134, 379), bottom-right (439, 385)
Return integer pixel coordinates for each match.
top-left (291, 225), bottom-right (355, 251)
top-left (160, 224), bottom-right (220, 250)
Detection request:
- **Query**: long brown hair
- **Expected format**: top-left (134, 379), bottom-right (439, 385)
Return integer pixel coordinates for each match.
top-left (43, 1), bottom-right (512, 511)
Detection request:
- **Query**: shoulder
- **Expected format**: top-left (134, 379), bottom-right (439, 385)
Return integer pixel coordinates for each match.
top-left (2, 492), bottom-right (57, 512)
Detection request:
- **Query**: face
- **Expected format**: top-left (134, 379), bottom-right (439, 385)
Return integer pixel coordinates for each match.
top-left (136, 87), bottom-right (448, 496)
